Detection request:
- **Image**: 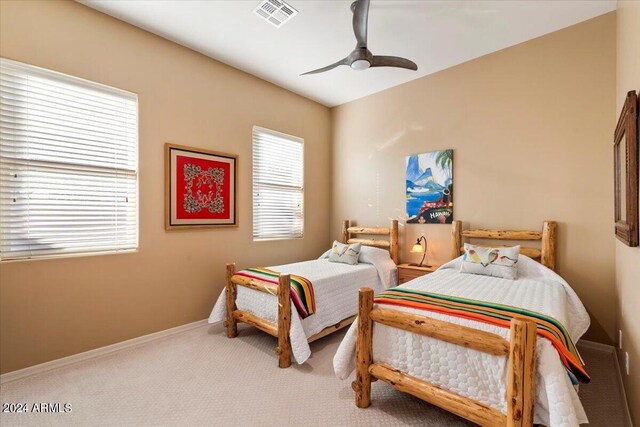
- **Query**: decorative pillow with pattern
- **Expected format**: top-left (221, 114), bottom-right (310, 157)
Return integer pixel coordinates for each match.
top-left (328, 241), bottom-right (362, 265)
top-left (460, 243), bottom-right (520, 280)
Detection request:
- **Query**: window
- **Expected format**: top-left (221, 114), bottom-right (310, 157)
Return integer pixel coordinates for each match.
top-left (0, 58), bottom-right (138, 260)
top-left (252, 126), bottom-right (303, 240)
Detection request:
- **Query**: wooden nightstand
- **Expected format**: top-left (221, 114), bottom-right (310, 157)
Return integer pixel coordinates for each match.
top-left (397, 263), bottom-right (439, 285)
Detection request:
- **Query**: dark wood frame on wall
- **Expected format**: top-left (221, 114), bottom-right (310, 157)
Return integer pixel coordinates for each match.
top-left (614, 90), bottom-right (639, 247)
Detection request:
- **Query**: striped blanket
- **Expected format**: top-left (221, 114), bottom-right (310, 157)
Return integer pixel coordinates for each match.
top-left (233, 268), bottom-right (316, 319)
top-left (374, 288), bottom-right (590, 384)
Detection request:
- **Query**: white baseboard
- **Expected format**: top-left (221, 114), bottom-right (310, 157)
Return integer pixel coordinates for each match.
top-left (577, 339), bottom-right (633, 427)
top-left (0, 319), bottom-right (209, 384)
top-left (613, 348), bottom-right (635, 427)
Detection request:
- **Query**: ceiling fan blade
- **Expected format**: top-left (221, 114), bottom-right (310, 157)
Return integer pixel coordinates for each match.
top-left (371, 56), bottom-right (418, 71)
top-left (301, 58), bottom-right (350, 76)
top-left (352, 0), bottom-right (370, 48)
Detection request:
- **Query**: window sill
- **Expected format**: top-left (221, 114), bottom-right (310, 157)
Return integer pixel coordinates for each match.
top-left (0, 248), bottom-right (139, 263)
top-left (253, 236), bottom-right (304, 242)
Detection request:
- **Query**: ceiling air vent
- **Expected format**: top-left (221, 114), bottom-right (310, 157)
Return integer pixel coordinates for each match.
top-left (254, 0), bottom-right (298, 28)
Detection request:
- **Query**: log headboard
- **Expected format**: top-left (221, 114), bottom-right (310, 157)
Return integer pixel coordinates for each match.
top-left (341, 220), bottom-right (399, 265)
top-left (451, 220), bottom-right (557, 270)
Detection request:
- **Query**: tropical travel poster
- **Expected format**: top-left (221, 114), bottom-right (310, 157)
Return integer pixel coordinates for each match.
top-left (406, 149), bottom-right (453, 224)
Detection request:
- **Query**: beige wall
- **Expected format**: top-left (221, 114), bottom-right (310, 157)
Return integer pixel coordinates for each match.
top-left (0, 0), bottom-right (332, 374)
top-left (331, 14), bottom-right (617, 344)
top-left (615, 1), bottom-right (640, 423)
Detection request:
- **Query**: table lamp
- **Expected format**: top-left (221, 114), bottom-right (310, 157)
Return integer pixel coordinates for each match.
top-left (410, 236), bottom-right (431, 267)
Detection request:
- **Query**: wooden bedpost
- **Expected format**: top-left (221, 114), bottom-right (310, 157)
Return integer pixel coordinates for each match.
top-left (390, 220), bottom-right (399, 264)
top-left (342, 220), bottom-right (351, 243)
top-left (541, 221), bottom-right (557, 271)
top-left (276, 274), bottom-right (292, 368)
top-left (506, 318), bottom-right (537, 427)
top-left (224, 263), bottom-right (238, 338)
top-left (451, 220), bottom-right (462, 259)
top-left (353, 288), bottom-right (374, 408)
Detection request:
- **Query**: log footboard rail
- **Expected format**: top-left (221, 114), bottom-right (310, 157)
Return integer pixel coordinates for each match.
top-left (353, 288), bottom-right (537, 427)
top-left (224, 263), bottom-right (292, 368)
top-left (223, 263), bottom-right (356, 369)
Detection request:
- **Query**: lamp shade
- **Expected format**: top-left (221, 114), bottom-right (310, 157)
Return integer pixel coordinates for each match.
top-left (409, 236), bottom-right (429, 267)
top-left (410, 243), bottom-right (425, 253)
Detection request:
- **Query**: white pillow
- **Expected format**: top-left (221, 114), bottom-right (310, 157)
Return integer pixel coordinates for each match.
top-left (328, 240), bottom-right (361, 265)
top-left (358, 246), bottom-right (398, 289)
top-left (319, 244), bottom-right (397, 288)
top-left (460, 243), bottom-right (520, 280)
top-left (358, 245), bottom-right (392, 261)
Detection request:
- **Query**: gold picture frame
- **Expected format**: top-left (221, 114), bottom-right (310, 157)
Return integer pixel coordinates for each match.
top-left (164, 143), bottom-right (238, 230)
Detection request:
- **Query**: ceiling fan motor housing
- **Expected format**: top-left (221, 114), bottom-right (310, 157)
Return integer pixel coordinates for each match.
top-left (348, 48), bottom-right (373, 70)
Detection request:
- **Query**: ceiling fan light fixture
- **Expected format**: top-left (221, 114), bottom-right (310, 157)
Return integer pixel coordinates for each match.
top-left (350, 59), bottom-right (370, 71)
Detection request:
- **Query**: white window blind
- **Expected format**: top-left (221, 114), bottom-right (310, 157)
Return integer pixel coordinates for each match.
top-left (252, 126), bottom-right (303, 240)
top-left (0, 58), bottom-right (138, 261)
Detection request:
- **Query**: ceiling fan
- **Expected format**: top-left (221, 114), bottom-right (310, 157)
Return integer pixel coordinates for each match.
top-left (301, 0), bottom-right (418, 75)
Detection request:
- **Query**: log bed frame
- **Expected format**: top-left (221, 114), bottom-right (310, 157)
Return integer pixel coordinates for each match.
top-left (353, 220), bottom-right (557, 427)
top-left (224, 219), bottom-right (399, 368)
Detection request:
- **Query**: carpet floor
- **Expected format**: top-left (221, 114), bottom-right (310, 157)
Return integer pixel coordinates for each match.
top-left (0, 322), bottom-right (630, 426)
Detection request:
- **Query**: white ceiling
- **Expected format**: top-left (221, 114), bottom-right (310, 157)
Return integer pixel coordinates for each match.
top-left (79, 0), bottom-right (616, 107)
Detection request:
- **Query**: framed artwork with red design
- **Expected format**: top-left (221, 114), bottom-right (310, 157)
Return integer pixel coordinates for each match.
top-left (165, 143), bottom-right (238, 229)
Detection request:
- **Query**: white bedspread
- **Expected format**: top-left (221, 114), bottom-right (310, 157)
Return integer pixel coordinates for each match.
top-left (209, 247), bottom-right (397, 364)
top-left (333, 256), bottom-right (590, 427)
